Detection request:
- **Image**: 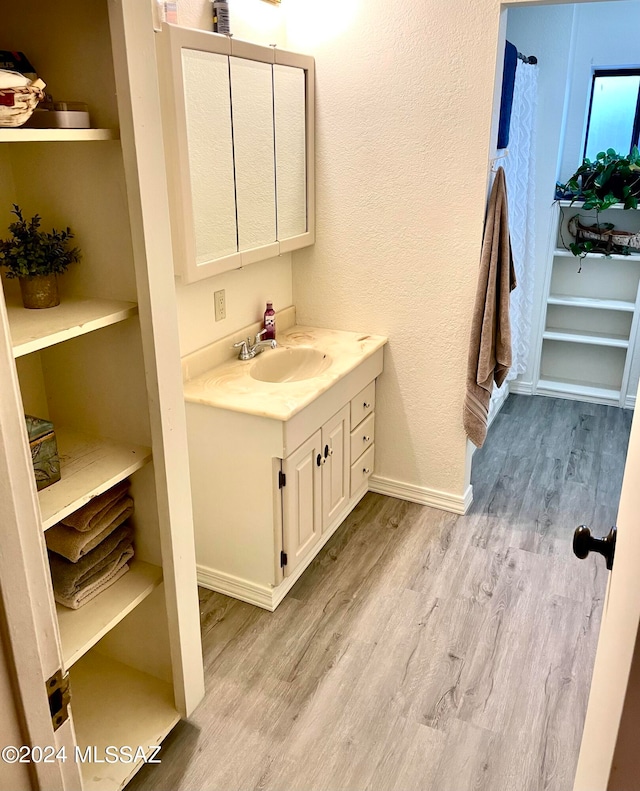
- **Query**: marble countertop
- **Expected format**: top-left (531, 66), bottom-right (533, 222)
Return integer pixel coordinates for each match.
top-left (183, 325), bottom-right (388, 421)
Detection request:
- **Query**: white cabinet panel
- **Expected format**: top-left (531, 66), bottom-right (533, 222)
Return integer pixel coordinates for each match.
top-left (273, 64), bottom-right (307, 240)
top-left (322, 405), bottom-right (350, 530)
top-left (282, 430), bottom-right (322, 577)
top-left (230, 56), bottom-right (277, 252)
top-left (182, 49), bottom-right (237, 264)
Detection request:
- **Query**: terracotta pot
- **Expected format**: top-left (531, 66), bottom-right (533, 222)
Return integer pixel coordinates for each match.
top-left (19, 274), bottom-right (60, 309)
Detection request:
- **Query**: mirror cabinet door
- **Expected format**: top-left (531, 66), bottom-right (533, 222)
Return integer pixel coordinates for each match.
top-left (182, 48), bottom-right (238, 265)
top-left (273, 64), bottom-right (308, 241)
top-left (229, 56), bottom-right (277, 252)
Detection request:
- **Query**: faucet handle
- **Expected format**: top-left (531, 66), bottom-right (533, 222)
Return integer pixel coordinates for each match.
top-left (255, 328), bottom-right (268, 342)
top-left (233, 338), bottom-right (253, 359)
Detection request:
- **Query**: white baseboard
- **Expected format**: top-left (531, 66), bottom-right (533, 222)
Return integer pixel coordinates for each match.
top-left (488, 386), bottom-right (509, 428)
top-left (509, 380), bottom-right (534, 396)
top-left (625, 394), bottom-right (636, 410)
top-left (368, 475), bottom-right (473, 515)
top-left (197, 566), bottom-right (276, 610)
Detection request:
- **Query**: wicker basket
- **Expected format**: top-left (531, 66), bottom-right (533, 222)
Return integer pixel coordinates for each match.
top-left (0, 79), bottom-right (46, 128)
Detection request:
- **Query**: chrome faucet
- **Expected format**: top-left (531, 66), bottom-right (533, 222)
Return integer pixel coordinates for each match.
top-left (233, 329), bottom-right (277, 360)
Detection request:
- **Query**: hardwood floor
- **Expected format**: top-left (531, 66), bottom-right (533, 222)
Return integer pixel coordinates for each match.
top-left (129, 394), bottom-right (632, 791)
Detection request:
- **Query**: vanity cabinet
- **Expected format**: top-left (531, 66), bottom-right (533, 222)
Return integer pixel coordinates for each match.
top-left (156, 25), bottom-right (315, 284)
top-left (185, 342), bottom-right (384, 611)
top-left (283, 404), bottom-right (351, 578)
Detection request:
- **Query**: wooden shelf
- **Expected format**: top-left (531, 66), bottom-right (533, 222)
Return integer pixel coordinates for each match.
top-left (0, 128), bottom-right (118, 143)
top-left (547, 294), bottom-right (636, 312)
top-left (57, 561), bottom-right (163, 668)
top-left (7, 297), bottom-right (138, 357)
top-left (553, 248), bottom-right (640, 262)
top-left (70, 651), bottom-right (179, 791)
top-left (39, 429), bottom-right (151, 531)
top-left (543, 327), bottom-right (629, 348)
top-left (537, 377), bottom-right (621, 405)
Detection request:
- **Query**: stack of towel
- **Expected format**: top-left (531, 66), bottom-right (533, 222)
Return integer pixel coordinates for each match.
top-left (46, 480), bottom-right (135, 610)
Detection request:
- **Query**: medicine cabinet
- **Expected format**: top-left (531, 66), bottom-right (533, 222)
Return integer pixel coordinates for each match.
top-left (156, 25), bottom-right (315, 284)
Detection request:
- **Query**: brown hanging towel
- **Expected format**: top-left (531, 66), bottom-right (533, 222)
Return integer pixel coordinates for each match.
top-left (463, 167), bottom-right (517, 448)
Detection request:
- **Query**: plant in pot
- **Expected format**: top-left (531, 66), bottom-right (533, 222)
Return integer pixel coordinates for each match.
top-left (557, 147), bottom-right (640, 262)
top-left (0, 204), bottom-right (81, 309)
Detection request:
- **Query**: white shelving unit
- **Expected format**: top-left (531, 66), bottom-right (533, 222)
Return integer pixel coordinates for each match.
top-left (69, 651), bottom-right (179, 791)
top-left (0, 2), bottom-right (204, 789)
top-left (56, 560), bottom-right (163, 667)
top-left (0, 128), bottom-right (118, 142)
top-left (7, 296), bottom-right (138, 357)
top-left (532, 201), bottom-right (640, 407)
top-left (38, 429), bottom-right (151, 530)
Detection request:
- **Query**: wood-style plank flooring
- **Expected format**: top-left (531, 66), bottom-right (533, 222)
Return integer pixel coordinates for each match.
top-left (129, 394), bottom-right (631, 791)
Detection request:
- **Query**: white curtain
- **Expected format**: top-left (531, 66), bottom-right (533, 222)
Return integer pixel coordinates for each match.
top-left (491, 59), bottom-right (538, 412)
top-left (503, 60), bottom-right (538, 381)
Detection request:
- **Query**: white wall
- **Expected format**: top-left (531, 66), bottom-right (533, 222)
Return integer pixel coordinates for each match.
top-left (286, 0), bottom-right (514, 501)
top-left (506, 4), bottom-right (576, 390)
top-left (173, 0), bottom-right (293, 355)
top-left (560, 0), bottom-right (640, 182)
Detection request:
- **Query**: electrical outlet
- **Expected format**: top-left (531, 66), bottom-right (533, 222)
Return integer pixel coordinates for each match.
top-left (214, 289), bottom-right (226, 322)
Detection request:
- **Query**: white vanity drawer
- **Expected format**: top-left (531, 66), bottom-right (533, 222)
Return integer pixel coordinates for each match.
top-left (350, 412), bottom-right (375, 462)
top-left (350, 381), bottom-right (375, 428)
top-left (350, 443), bottom-right (374, 495)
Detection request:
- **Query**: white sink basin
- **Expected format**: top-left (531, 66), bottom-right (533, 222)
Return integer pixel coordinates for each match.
top-left (250, 347), bottom-right (332, 383)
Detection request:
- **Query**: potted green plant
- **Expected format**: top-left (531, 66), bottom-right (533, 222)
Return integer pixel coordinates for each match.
top-left (0, 204), bottom-right (81, 309)
top-left (557, 147), bottom-right (640, 260)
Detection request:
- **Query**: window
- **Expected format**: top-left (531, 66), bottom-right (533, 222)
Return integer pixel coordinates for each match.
top-left (584, 69), bottom-right (640, 161)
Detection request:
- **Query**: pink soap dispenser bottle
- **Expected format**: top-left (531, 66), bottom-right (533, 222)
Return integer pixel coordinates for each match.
top-left (263, 301), bottom-right (276, 340)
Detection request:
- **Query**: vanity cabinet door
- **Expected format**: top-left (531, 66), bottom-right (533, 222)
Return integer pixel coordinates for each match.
top-left (321, 405), bottom-right (350, 531)
top-left (282, 430), bottom-right (323, 577)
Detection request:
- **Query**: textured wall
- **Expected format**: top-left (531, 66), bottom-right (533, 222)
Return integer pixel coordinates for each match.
top-left (173, 0), bottom-right (292, 355)
top-left (286, 0), bottom-right (515, 498)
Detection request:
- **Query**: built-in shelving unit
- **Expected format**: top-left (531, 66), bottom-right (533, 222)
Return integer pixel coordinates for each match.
top-left (0, 4), bottom-right (202, 788)
top-left (38, 429), bottom-right (151, 530)
top-left (537, 377), bottom-right (622, 403)
top-left (0, 128), bottom-right (118, 143)
top-left (532, 202), bottom-right (640, 407)
top-left (70, 651), bottom-right (179, 791)
top-left (547, 294), bottom-right (636, 312)
top-left (7, 296), bottom-right (138, 357)
top-left (57, 560), bottom-right (163, 667)
top-left (543, 327), bottom-right (630, 348)
top-left (553, 248), bottom-right (640, 262)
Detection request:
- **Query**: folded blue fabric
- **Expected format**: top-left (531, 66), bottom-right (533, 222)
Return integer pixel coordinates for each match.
top-left (498, 41), bottom-right (518, 150)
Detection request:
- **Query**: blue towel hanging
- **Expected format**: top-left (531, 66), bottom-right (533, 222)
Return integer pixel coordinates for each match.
top-left (497, 41), bottom-right (518, 150)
